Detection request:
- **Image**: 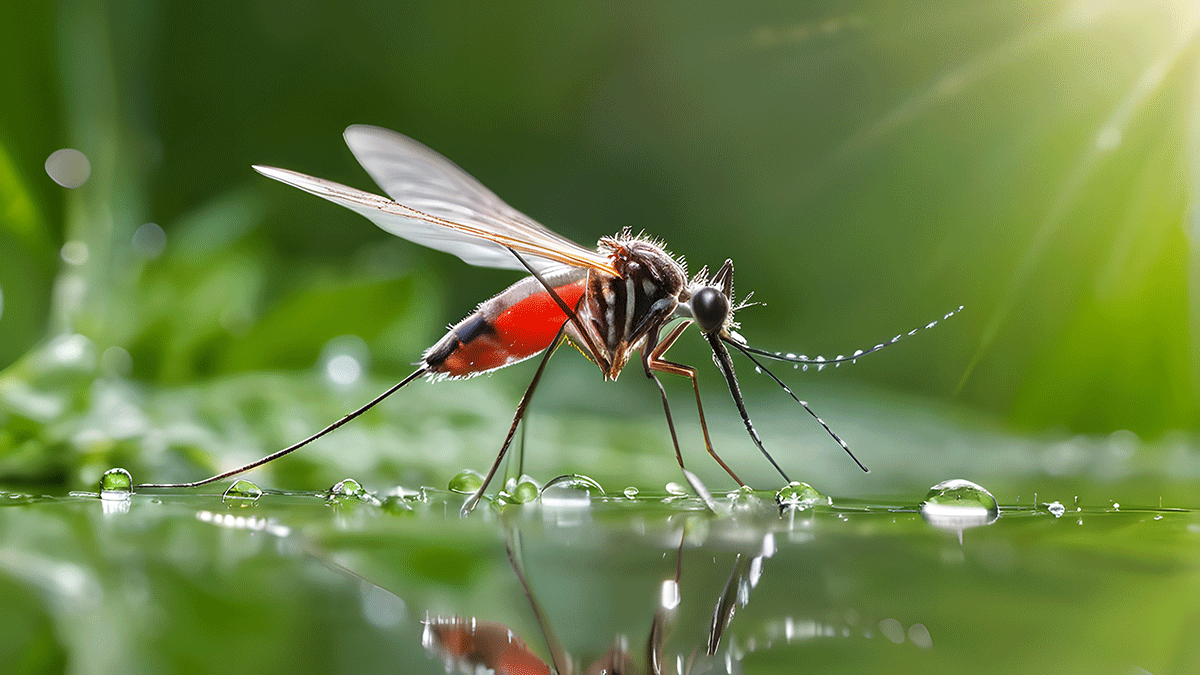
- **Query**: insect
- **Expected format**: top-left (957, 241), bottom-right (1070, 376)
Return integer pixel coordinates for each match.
top-left (137, 125), bottom-right (960, 514)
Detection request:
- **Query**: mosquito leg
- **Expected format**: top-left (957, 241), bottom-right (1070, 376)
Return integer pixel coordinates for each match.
top-left (461, 324), bottom-right (567, 517)
top-left (643, 322), bottom-right (746, 488)
top-left (704, 333), bottom-right (792, 484)
top-left (137, 366), bottom-right (429, 490)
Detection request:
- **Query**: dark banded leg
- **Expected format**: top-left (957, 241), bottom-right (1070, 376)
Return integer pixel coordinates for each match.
top-left (137, 367), bottom-right (429, 490)
top-left (461, 322), bottom-right (569, 517)
top-left (643, 321), bottom-right (745, 488)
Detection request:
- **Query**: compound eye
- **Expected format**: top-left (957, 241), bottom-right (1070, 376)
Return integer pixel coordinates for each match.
top-left (691, 287), bottom-right (730, 334)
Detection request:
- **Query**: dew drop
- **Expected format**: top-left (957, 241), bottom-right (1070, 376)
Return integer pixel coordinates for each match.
top-left (329, 478), bottom-right (365, 497)
top-left (920, 478), bottom-right (999, 532)
top-left (99, 467), bottom-right (132, 492)
top-left (223, 479), bottom-right (263, 504)
top-left (623, 486), bottom-right (640, 499)
top-left (665, 481), bottom-right (688, 496)
top-left (541, 474), bottom-right (603, 507)
top-left (448, 469), bottom-right (484, 494)
top-left (775, 481), bottom-right (830, 512)
top-left (1046, 501), bottom-right (1065, 518)
top-left (45, 148), bottom-right (91, 188)
top-left (505, 476), bottom-right (540, 504)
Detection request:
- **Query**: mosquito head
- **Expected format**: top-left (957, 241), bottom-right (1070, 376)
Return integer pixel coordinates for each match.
top-left (684, 258), bottom-right (737, 335)
top-left (691, 286), bottom-right (730, 335)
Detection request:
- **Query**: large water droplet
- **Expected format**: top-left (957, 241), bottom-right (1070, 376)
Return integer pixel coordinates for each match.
top-left (330, 478), bottom-right (365, 497)
top-left (1046, 501), bottom-right (1065, 518)
top-left (775, 481), bottom-right (830, 512)
top-left (99, 467), bottom-right (132, 492)
top-left (541, 474), bottom-right (603, 507)
top-left (448, 470), bottom-right (484, 494)
top-left (622, 486), bottom-right (640, 499)
top-left (223, 480), bottom-right (263, 504)
top-left (920, 478), bottom-right (999, 531)
top-left (510, 476), bottom-right (540, 504)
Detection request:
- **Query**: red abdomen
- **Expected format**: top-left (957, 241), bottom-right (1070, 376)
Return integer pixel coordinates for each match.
top-left (425, 279), bottom-right (586, 378)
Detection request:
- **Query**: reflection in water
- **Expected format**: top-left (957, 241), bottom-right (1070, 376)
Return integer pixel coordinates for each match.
top-left (421, 519), bottom-right (781, 675)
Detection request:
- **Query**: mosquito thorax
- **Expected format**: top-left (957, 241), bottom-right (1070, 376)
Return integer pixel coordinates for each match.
top-left (690, 286), bottom-right (730, 334)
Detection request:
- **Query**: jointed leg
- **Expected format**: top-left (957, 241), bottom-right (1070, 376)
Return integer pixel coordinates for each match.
top-left (643, 322), bottom-right (745, 487)
top-left (461, 323), bottom-right (568, 517)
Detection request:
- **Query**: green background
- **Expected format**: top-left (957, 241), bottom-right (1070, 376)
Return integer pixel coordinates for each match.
top-left (1, 1), bottom-right (1198, 674)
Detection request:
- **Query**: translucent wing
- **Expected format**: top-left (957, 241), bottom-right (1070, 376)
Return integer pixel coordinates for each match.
top-left (253, 126), bottom-right (616, 276)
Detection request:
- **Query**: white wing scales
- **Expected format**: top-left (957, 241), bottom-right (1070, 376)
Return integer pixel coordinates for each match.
top-left (254, 126), bottom-right (615, 276)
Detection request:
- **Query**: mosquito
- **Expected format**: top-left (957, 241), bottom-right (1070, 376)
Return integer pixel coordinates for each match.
top-left (137, 125), bottom-right (960, 514)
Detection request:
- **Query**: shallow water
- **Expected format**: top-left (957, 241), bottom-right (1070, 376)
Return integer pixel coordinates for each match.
top-left (2, 479), bottom-right (1196, 675)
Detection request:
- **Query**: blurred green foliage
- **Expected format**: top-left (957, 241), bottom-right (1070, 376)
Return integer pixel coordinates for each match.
top-left (1, 0), bottom-right (1198, 486)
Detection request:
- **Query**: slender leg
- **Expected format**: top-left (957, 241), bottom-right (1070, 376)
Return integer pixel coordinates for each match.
top-left (643, 321), bottom-right (745, 487)
top-left (705, 333), bottom-right (792, 483)
top-left (137, 367), bottom-right (428, 489)
top-left (461, 323), bottom-right (568, 516)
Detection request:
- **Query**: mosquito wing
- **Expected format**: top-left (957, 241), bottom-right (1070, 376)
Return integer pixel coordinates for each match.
top-left (253, 126), bottom-right (616, 276)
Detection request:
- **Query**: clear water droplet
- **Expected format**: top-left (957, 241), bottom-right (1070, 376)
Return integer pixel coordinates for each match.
top-left (623, 486), bottom-right (640, 499)
top-left (99, 467), bottom-right (132, 492)
top-left (1046, 501), bottom-right (1065, 518)
top-left (665, 481), bottom-right (688, 496)
top-left (775, 481), bottom-right (830, 512)
top-left (223, 480), bottom-right (262, 504)
top-left (505, 476), bottom-right (540, 504)
top-left (330, 478), bottom-right (365, 497)
top-left (448, 469), bottom-right (484, 494)
top-left (920, 478), bottom-right (999, 531)
top-left (541, 474), bottom-right (603, 507)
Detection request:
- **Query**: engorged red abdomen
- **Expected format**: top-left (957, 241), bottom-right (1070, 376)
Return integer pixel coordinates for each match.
top-left (433, 280), bottom-right (586, 377)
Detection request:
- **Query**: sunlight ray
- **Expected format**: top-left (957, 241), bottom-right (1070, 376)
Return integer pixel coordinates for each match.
top-left (957, 12), bottom-right (1200, 394)
top-left (837, 1), bottom-right (1127, 158)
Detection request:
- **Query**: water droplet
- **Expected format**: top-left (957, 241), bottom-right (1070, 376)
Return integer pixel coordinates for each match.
top-left (132, 222), bottom-right (167, 259)
top-left (920, 478), bottom-right (999, 532)
top-left (623, 486), bottom-right (639, 499)
top-left (45, 148), bottom-right (91, 188)
top-left (775, 481), bottom-right (830, 512)
top-left (541, 474), bottom-right (603, 507)
top-left (330, 478), bottom-right (365, 497)
top-left (505, 476), bottom-right (540, 504)
top-left (665, 481), bottom-right (688, 496)
top-left (99, 467), bottom-right (132, 492)
top-left (448, 469), bottom-right (484, 494)
top-left (60, 240), bottom-right (89, 266)
top-left (223, 480), bottom-right (263, 504)
top-left (1046, 501), bottom-right (1065, 518)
